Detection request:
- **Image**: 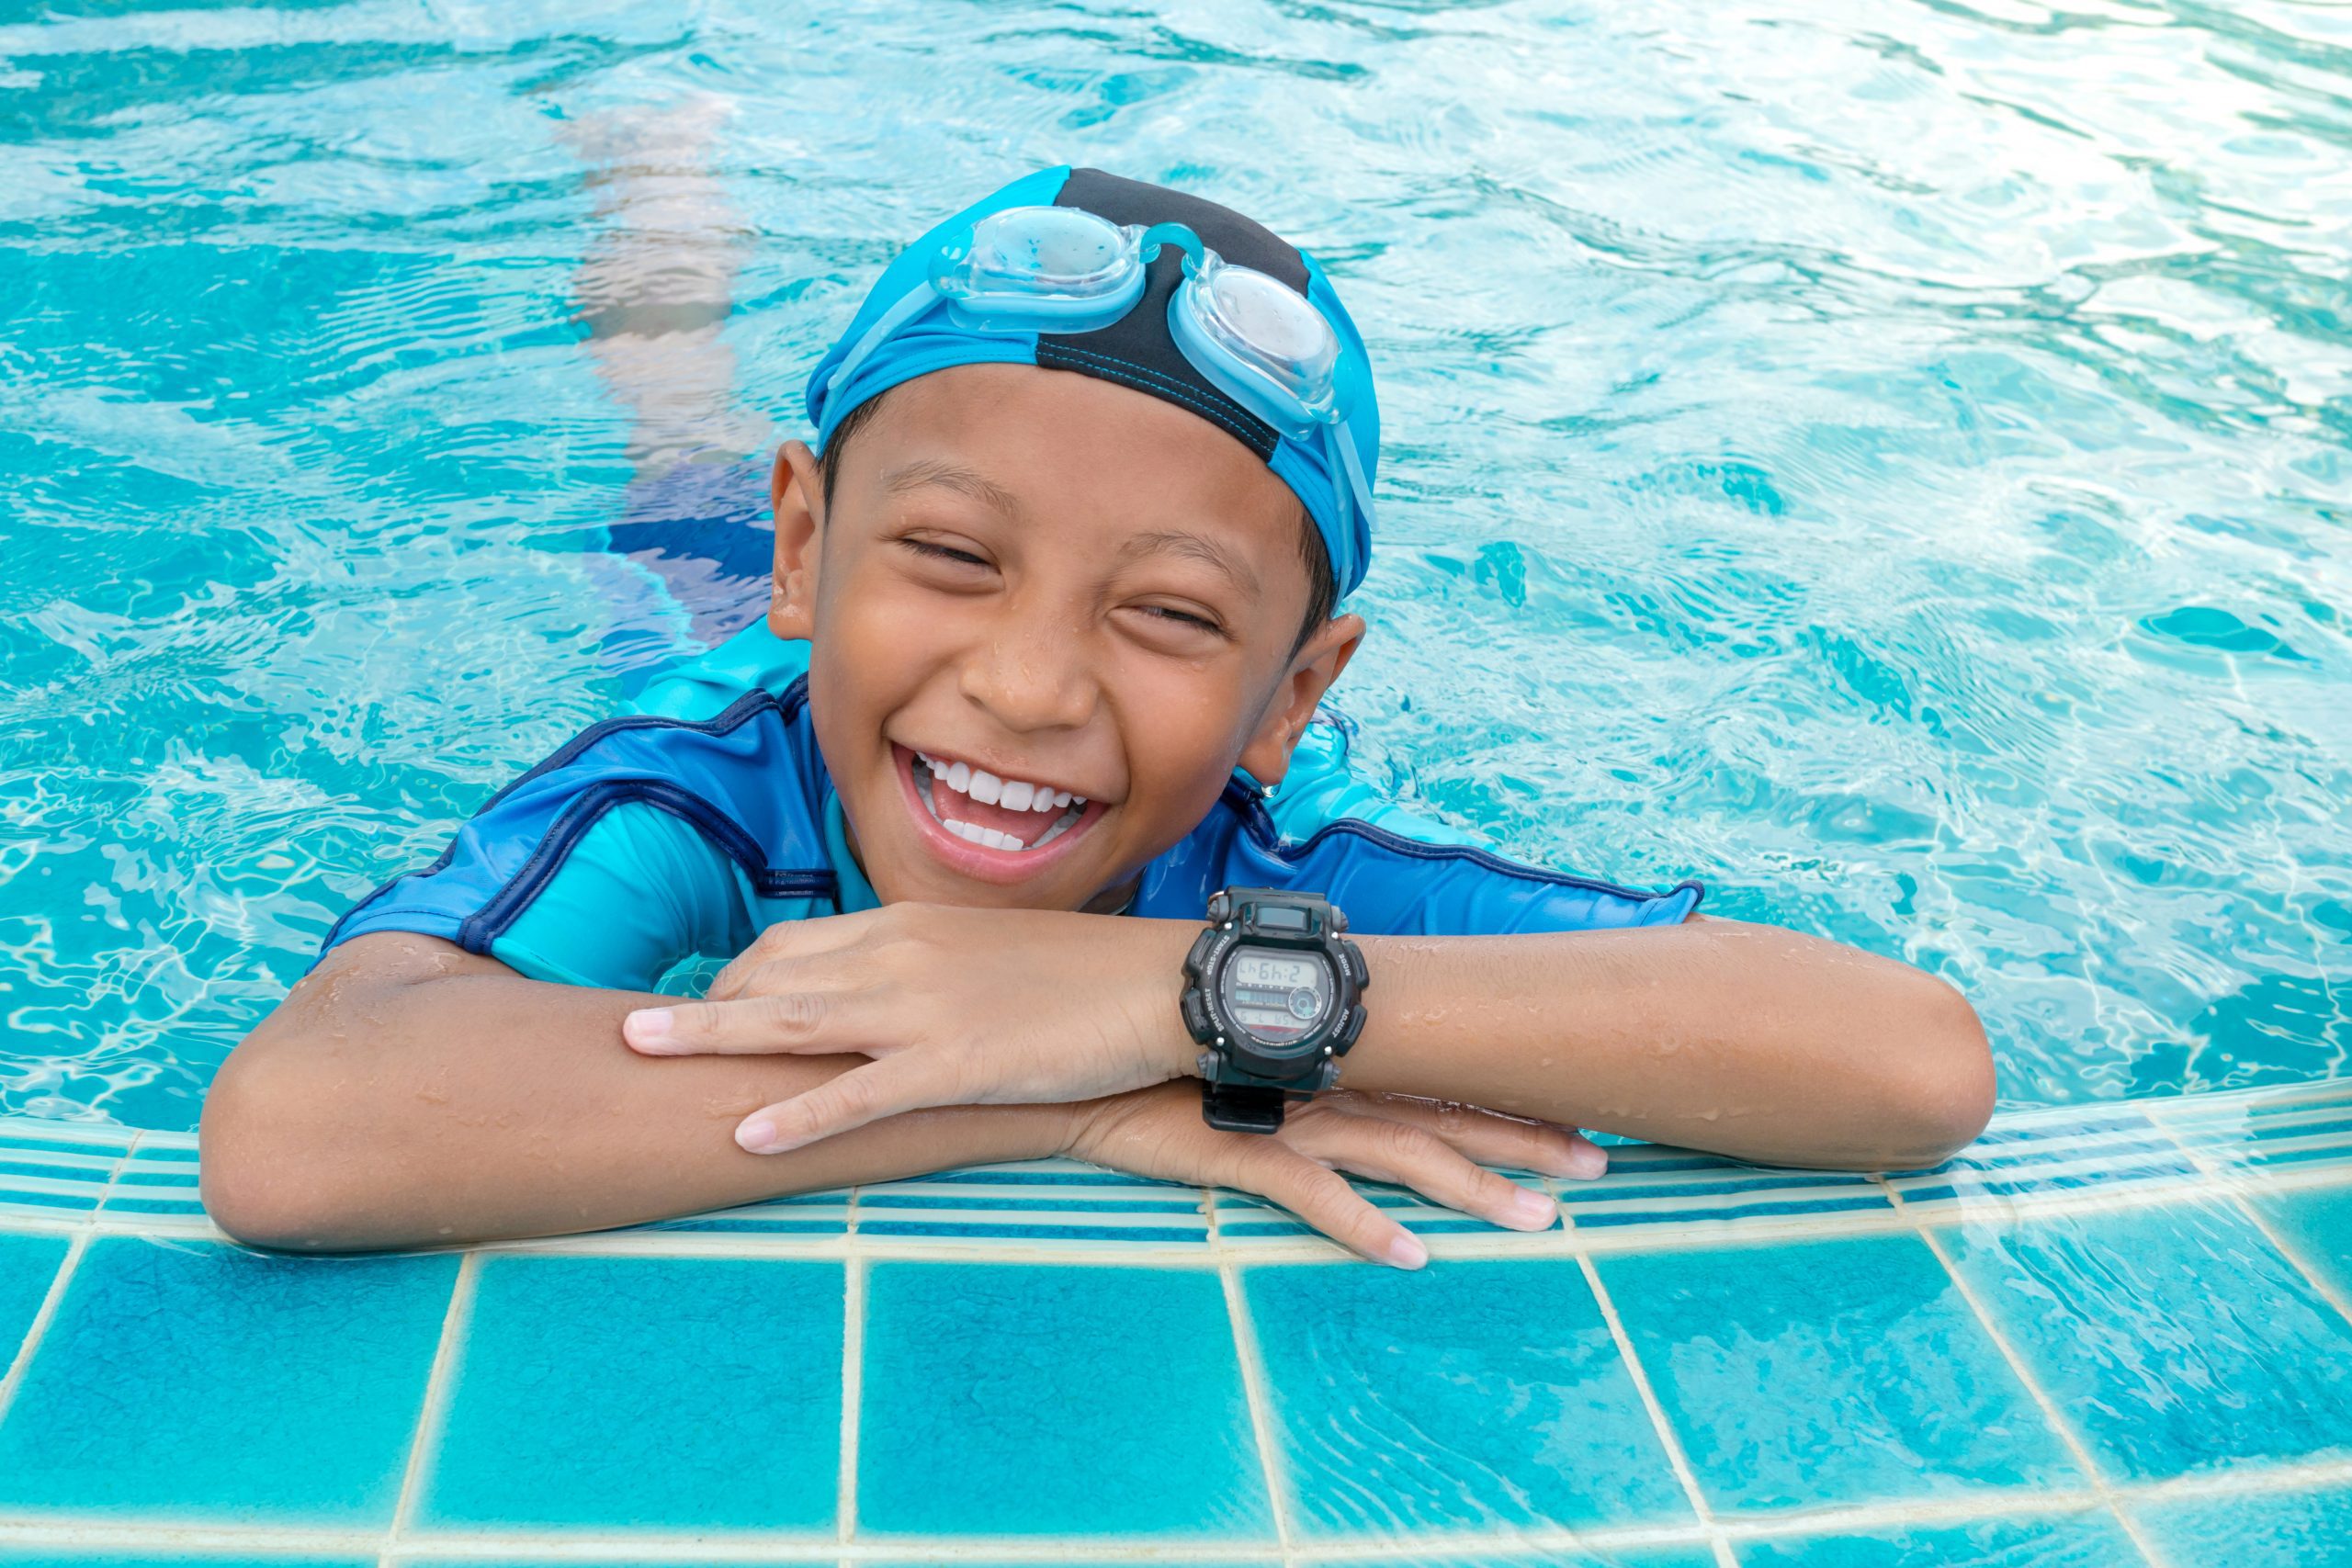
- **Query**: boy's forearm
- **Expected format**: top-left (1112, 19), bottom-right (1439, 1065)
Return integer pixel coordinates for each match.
top-left (199, 936), bottom-right (1070, 1253)
top-left (1335, 917), bottom-right (1995, 1170)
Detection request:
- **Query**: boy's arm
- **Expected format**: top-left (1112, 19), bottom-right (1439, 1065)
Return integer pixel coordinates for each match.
top-left (635, 903), bottom-right (1993, 1175)
top-left (198, 931), bottom-right (1068, 1253)
top-left (203, 931), bottom-right (1604, 1264)
top-left (1338, 911), bottom-right (1993, 1170)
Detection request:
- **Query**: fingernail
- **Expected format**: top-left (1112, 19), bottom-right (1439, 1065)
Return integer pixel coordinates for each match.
top-left (1554, 1142), bottom-right (1609, 1181)
top-left (735, 1116), bottom-right (778, 1153)
top-left (1510, 1187), bottom-right (1558, 1228)
top-left (624, 1009), bottom-right (676, 1052)
top-left (1386, 1231), bottom-right (1428, 1269)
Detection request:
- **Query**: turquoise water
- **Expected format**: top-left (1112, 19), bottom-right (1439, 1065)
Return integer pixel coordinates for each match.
top-left (1, 0), bottom-right (2346, 1132)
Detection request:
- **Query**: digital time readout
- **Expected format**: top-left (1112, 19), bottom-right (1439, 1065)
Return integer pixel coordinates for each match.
top-left (1218, 946), bottom-right (1331, 1046)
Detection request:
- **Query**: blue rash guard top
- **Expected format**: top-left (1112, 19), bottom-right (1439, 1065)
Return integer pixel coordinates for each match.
top-left (316, 622), bottom-right (1706, 995)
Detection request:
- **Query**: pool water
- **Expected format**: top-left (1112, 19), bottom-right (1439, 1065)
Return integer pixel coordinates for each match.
top-left (3, 0), bottom-right (2350, 1130)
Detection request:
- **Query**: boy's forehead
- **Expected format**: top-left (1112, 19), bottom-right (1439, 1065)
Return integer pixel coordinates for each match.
top-left (853, 363), bottom-right (1301, 536)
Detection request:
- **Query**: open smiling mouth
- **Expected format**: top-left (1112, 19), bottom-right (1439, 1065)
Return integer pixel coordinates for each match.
top-left (893, 743), bottom-right (1107, 877)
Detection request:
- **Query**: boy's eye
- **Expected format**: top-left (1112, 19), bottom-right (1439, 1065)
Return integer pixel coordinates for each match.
top-left (1136, 603), bottom-right (1228, 637)
top-left (899, 538), bottom-right (989, 569)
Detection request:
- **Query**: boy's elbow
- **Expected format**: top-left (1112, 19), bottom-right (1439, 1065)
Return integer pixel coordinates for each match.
top-left (198, 1042), bottom-right (379, 1252)
top-left (1876, 978), bottom-right (1996, 1171)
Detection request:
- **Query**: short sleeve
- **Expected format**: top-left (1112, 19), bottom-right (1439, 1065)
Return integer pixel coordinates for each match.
top-left (1166, 712), bottom-right (1705, 937)
top-left (314, 669), bottom-right (841, 989)
top-left (486, 803), bottom-right (755, 991)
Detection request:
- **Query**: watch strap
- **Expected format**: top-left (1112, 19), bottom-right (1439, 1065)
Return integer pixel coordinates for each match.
top-left (1201, 1081), bottom-right (1289, 1134)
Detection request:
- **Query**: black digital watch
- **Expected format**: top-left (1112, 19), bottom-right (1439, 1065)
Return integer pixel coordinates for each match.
top-left (1180, 886), bottom-right (1369, 1133)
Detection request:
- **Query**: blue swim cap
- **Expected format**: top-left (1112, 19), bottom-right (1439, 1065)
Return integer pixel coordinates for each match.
top-left (804, 165), bottom-right (1380, 600)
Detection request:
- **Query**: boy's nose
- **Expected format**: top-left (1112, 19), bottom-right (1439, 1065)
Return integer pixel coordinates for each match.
top-left (956, 612), bottom-right (1098, 733)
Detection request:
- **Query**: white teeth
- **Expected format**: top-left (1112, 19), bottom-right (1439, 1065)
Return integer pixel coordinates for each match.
top-left (940, 818), bottom-right (1026, 852)
top-left (967, 768), bottom-right (1001, 805)
top-left (1052, 789), bottom-right (1073, 808)
top-left (1031, 790), bottom-right (1057, 814)
top-left (946, 760), bottom-right (971, 792)
top-left (1001, 779), bottom-right (1035, 811)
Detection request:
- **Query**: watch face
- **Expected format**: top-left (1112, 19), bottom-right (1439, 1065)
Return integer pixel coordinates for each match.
top-left (1219, 945), bottom-right (1333, 1049)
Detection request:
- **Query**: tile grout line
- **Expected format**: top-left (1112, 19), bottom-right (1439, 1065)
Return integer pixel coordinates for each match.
top-left (0, 1228), bottom-right (90, 1435)
top-left (6, 1452), bottom-right (2352, 1561)
top-left (1566, 1192), bottom-right (1736, 1568)
top-left (1206, 1183), bottom-right (1302, 1567)
top-left (0, 1131), bottom-right (128, 1435)
top-left (1872, 1173), bottom-right (2175, 1568)
top-left (381, 1250), bottom-right (483, 1567)
top-left (835, 1251), bottom-right (865, 1547)
top-left (2154, 1125), bottom-right (2352, 1338)
top-left (836, 1176), bottom-right (865, 1547)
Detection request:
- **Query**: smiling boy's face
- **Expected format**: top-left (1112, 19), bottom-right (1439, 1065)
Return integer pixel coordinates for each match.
top-left (766, 361), bottom-right (1363, 911)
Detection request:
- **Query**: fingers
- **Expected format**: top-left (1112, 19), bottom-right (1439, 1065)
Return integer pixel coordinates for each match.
top-left (623, 969), bottom-right (877, 1057)
top-left (731, 1055), bottom-right (960, 1155)
top-left (1317, 1090), bottom-right (1609, 1182)
top-left (1285, 1111), bottom-right (1560, 1235)
top-left (705, 908), bottom-right (892, 1002)
top-left (1226, 1141), bottom-right (1430, 1270)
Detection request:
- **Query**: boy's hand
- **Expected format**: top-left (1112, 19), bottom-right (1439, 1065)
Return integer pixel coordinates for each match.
top-left (621, 904), bottom-right (1204, 1154)
top-left (1063, 1081), bottom-right (1607, 1268)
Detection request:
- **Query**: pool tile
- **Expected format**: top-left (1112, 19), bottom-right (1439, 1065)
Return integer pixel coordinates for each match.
top-left (1240, 1258), bottom-right (1690, 1537)
top-left (1732, 1510), bottom-right (2140, 1566)
top-left (856, 1260), bottom-right (1268, 1539)
top-left (1595, 1234), bottom-right (2075, 1513)
top-left (1943, 1201), bottom-right (2352, 1480)
top-left (2132, 1483), bottom-right (2352, 1567)
top-left (417, 1256), bottom-right (842, 1531)
top-left (0, 1236), bottom-right (458, 1524)
top-left (0, 1232), bottom-right (70, 1364)
top-left (2249, 1181), bottom-right (2352, 1301)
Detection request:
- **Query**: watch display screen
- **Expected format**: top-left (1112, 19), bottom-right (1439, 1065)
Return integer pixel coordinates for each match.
top-left (1219, 946), bottom-right (1332, 1047)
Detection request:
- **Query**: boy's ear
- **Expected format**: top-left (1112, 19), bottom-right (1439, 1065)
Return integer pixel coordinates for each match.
top-left (1237, 612), bottom-right (1367, 787)
top-left (767, 439), bottom-right (824, 641)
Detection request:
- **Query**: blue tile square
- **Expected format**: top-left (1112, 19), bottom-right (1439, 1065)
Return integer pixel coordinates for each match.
top-left (856, 1261), bottom-right (1269, 1539)
top-left (1732, 1511), bottom-right (2139, 1567)
top-left (1944, 1201), bottom-right (2352, 1480)
top-left (2132, 1483), bottom-right (2352, 1567)
top-left (1595, 1235), bottom-right (2076, 1513)
top-left (0, 1237), bottom-right (458, 1524)
top-left (2252, 1183), bottom-right (2352, 1301)
top-left (0, 1232), bottom-right (69, 1364)
top-left (1241, 1258), bottom-right (1690, 1537)
top-left (417, 1255), bottom-right (842, 1530)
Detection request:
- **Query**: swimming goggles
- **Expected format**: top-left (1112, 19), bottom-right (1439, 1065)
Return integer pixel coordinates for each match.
top-left (824, 204), bottom-right (1376, 540)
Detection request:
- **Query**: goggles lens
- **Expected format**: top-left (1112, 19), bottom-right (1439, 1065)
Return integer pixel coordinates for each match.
top-left (936, 206), bottom-right (1138, 307)
top-left (1175, 253), bottom-right (1343, 427)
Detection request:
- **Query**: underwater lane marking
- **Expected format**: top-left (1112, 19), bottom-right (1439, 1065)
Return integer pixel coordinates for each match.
top-left (1876, 1174), bottom-right (2173, 1568)
top-left (1206, 1187), bottom-right (1302, 1564)
top-left (383, 1251), bottom-right (481, 1566)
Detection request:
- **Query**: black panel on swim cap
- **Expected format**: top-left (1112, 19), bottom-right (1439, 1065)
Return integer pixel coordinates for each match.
top-left (1038, 166), bottom-right (1308, 463)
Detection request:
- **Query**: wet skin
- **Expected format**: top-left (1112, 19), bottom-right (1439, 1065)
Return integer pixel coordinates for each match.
top-left (765, 361), bottom-right (1366, 914)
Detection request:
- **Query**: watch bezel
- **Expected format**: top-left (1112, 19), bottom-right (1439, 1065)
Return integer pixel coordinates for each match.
top-left (1182, 887), bottom-right (1369, 1100)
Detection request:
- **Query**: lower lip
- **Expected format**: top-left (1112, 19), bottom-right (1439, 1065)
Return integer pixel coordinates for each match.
top-left (890, 743), bottom-right (1107, 886)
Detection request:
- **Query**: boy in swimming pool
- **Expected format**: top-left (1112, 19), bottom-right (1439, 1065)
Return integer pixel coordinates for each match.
top-left (199, 140), bottom-right (1994, 1263)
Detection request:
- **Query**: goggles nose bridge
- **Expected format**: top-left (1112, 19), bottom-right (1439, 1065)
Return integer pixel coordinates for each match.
top-left (1133, 220), bottom-right (1206, 275)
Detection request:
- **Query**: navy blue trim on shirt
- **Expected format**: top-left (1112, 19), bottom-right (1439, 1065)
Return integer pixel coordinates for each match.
top-left (1216, 778), bottom-right (1709, 911)
top-left (318, 679), bottom-right (815, 956)
top-left (455, 777), bottom-right (836, 955)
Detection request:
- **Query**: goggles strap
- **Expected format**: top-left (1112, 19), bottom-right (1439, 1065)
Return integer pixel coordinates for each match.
top-left (824, 278), bottom-right (940, 402)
